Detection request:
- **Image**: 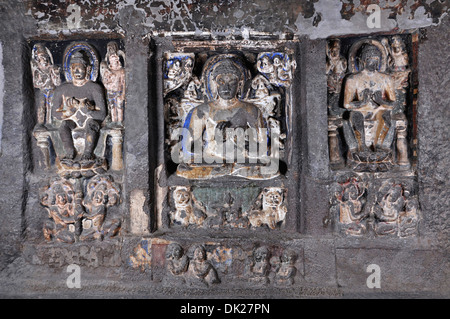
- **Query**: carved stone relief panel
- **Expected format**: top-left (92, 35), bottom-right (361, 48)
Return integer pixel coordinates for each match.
top-left (326, 34), bottom-right (420, 238)
top-left (245, 246), bottom-right (299, 287)
top-left (30, 39), bottom-right (126, 243)
top-left (372, 180), bottom-right (420, 237)
top-left (160, 41), bottom-right (297, 234)
top-left (328, 174), bottom-right (421, 237)
top-left (40, 175), bottom-right (121, 243)
top-left (140, 239), bottom-right (303, 289)
top-left (327, 35), bottom-right (416, 173)
top-left (165, 51), bottom-right (294, 180)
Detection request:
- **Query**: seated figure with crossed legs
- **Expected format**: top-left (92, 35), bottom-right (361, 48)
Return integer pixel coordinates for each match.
top-left (342, 44), bottom-right (402, 172)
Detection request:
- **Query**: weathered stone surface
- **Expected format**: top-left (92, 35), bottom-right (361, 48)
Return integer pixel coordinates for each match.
top-left (336, 248), bottom-right (448, 294)
top-left (416, 14), bottom-right (450, 252)
top-left (23, 1), bottom-right (450, 38)
top-left (0, 0), bottom-right (448, 299)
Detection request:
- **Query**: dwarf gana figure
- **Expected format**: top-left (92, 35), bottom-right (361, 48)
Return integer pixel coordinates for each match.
top-left (248, 188), bottom-right (287, 229)
top-left (165, 243), bottom-right (189, 283)
top-left (187, 244), bottom-right (220, 287)
top-left (40, 179), bottom-right (82, 244)
top-left (272, 249), bottom-right (297, 286)
top-left (245, 246), bottom-right (271, 285)
top-left (31, 44), bottom-right (61, 127)
top-left (372, 182), bottom-right (419, 237)
top-left (80, 175), bottom-right (121, 241)
top-left (100, 42), bottom-right (126, 125)
top-left (170, 186), bottom-right (207, 227)
top-left (335, 180), bottom-right (368, 236)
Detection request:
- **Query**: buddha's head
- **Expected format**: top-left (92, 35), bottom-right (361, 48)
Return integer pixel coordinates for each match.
top-left (360, 44), bottom-right (382, 72)
top-left (70, 51), bottom-right (91, 83)
top-left (212, 59), bottom-right (243, 101)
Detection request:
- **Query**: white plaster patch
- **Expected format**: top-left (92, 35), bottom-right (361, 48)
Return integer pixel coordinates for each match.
top-left (293, 0), bottom-right (426, 39)
top-left (130, 189), bottom-right (150, 236)
top-left (396, 4), bottom-right (434, 29)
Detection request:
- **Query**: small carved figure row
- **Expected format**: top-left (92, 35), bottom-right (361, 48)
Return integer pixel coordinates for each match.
top-left (31, 41), bottom-right (125, 173)
top-left (329, 178), bottom-right (420, 237)
top-left (169, 186), bottom-right (287, 230)
top-left (39, 175), bottom-right (121, 243)
top-left (162, 243), bottom-right (297, 288)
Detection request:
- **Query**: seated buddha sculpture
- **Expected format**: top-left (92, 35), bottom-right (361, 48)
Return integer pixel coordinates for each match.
top-left (52, 50), bottom-right (107, 175)
top-left (342, 44), bottom-right (403, 172)
top-left (176, 55), bottom-right (278, 179)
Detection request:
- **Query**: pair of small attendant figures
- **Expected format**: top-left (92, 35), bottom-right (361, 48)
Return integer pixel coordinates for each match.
top-left (245, 246), bottom-right (297, 286)
top-left (165, 243), bottom-right (220, 287)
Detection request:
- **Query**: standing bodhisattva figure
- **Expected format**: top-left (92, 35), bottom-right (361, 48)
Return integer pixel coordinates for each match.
top-left (100, 42), bottom-right (126, 125)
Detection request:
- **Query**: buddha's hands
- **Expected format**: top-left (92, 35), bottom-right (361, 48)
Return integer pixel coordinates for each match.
top-left (372, 90), bottom-right (385, 107)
